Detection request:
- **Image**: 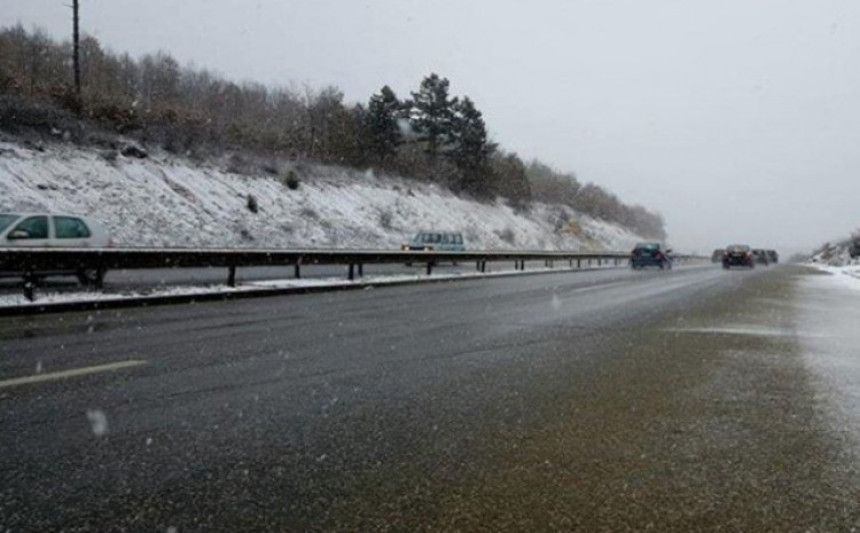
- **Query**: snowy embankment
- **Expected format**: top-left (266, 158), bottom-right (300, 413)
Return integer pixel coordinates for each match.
top-left (807, 263), bottom-right (860, 290)
top-left (807, 238), bottom-right (860, 289)
top-left (0, 141), bottom-right (646, 251)
top-left (809, 239), bottom-right (859, 268)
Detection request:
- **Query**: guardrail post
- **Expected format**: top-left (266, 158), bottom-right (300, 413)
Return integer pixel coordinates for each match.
top-left (358, 264), bottom-right (364, 278)
top-left (426, 262), bottom-right (433, 276)
top-left (294, 263), bottom-right (301, 279)
top-left (481, 261), bottom-right (487, 273)
top-left (614, 258), bottom-right (619, 266)
top-left (348, 264), bottom-right (355, 281)
top-left (598, 258), bottom-right (602, 267)
top-left (588, 258), bottom-right (592, 267)
top-left (23, 271), bottom-right (36, 302)
top-left (227, 266), bottom-right (237, 287)
top-left (577, 258), bottom-right (581, 269)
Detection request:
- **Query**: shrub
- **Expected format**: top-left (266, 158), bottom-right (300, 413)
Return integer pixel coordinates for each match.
top-left (379, 209), bottom-right (393, 229)
top-left (285, 171), bottom-right (300, 190)
top-left (497, 227), bottom-right (515, 245)
top-left (261, 161), bottom-right (279, 175)
top-left (247, 194), bottom-right (259, 213)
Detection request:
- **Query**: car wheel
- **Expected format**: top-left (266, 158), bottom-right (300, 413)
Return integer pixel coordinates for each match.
top-left (77, 269), bottom-right (105, 288)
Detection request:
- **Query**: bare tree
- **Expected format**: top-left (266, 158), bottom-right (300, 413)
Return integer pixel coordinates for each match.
top-left (72, 0), bottom-right (81, 106)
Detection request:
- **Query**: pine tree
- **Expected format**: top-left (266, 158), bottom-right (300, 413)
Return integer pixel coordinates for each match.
top-left (365, 85), bottom-right (402, 166)
top-left (450, 96), bottom-right (496, 195)
top-left (408, 73), bottom-right (458, 158)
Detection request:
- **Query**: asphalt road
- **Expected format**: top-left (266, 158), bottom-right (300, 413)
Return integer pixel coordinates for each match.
top-left (1, 264), bottom-right (858, 531)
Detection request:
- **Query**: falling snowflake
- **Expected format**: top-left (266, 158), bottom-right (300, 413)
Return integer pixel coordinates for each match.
top-left (86, 409), bottom-right (108, 436)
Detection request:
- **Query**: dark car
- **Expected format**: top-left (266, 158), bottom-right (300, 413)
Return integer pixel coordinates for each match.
top-left (752, 249), bottom-right (770, 266)
top-left (723, 244), bottom-right (754, 269)
top-left (766, 249), bottom-right (779, 264)
top-left (630, 242), bottom-right (672, 270)
top-left (711, 249), bottom-right (725, 263)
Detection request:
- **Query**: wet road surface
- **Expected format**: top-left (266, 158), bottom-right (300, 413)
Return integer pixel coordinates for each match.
top-left (1, 265), bottom-right (858, 531)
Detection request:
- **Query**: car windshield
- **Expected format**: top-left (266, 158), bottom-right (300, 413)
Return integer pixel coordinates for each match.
top-left (0, 214), bottom-right (20, 234)
top-left (4, 2), bottom-right (860, 531)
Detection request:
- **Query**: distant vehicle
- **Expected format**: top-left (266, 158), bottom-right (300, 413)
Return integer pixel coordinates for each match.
top-left (766, 249), bottom-right (779, 264)
top-left (402, 231), bottom-right (466, 252)
top-left (630, 242), bottom-right (672, 270)
top-left (711, 249), bottom-right (725, 263)
top-left (723, 244), bottom-right (754, 269)
top-left (0, 212), bottom-right (112, 285)
top-left (751, 249), bottom-right (770, 266)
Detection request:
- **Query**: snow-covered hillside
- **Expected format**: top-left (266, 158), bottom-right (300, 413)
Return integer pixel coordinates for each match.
top-left (810, 239), bottom-right (859, 267)
top-left (0, 141), bottom-right (649, 251)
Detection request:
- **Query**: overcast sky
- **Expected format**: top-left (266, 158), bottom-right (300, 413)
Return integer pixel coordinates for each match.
top-left (5, 0), bottom-right (860, 253)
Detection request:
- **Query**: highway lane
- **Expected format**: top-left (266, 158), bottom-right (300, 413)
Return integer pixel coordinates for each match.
top-left (1, 265), bottom-right (858, 531)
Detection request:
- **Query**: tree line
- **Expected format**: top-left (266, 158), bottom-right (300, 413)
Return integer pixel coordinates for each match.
top-left (0, 24), bottom-right (665, 239)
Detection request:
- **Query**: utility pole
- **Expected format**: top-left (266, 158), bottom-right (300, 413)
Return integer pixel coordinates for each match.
top-left (72, 0), bottom-right (81, 106)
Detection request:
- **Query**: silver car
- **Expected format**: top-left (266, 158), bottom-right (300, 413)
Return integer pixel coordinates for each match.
top-left (0, 212), bottom-right (112, 285)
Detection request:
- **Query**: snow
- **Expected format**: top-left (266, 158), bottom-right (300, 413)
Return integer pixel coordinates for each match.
top-left (809, 239), bottom-right (859, 267)
top-left (806, 263), bottom-right (860, 292)
top-left (0, 141), bottom-right (647, 252)
top-left (797, 266), bottom-right (860, 456)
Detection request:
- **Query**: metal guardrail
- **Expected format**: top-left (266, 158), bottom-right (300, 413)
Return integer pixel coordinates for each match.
top-left (0, 247), bottom-right (703, 301)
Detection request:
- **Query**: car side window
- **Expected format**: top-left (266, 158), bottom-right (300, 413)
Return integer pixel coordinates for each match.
top-left (454, 234), bottom-right (463, 244)
top-left (9, 216), bottom-right (48, 239)
top-left (441, 233), bottom-right (451, 244)
top-left (54, 216), bottom-right (91, 239)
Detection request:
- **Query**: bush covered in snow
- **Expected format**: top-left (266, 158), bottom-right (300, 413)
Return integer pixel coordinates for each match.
top-left (810, 232), bottom-right (860, 266)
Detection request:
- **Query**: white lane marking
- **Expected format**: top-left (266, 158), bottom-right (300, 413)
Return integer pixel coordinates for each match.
top-left (0, 360), bottom-right (148, 389)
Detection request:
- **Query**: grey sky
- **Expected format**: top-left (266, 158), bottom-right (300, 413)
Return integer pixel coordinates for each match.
top-left (4, 0), bottom-right (859, 253)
